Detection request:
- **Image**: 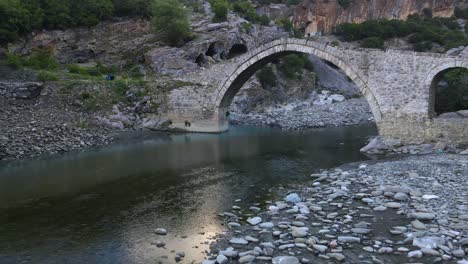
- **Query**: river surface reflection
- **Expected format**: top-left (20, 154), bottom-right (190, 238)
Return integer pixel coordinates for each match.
top-left (0, 125), bottom-right (377, 264)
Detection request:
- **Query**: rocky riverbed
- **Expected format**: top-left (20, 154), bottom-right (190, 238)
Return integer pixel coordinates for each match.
top-left (230, 98), bottom-right (374, 130)
top-left (201, 154), bottom-right (468, 264)
top-left (0, 85), bottom-right (117, 161)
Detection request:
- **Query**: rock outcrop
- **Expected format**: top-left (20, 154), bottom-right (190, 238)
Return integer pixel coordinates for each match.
top-left (294, 0), bottom-right (465, 35)
top-left (0, 81), bottom-right (43, 99)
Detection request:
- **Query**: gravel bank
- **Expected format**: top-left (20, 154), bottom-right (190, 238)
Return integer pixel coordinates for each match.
top-left (229, 98), bottom-right (374, 130)
top-left (0, 87), bottom-right (118, 161)
top-left (205, 154), bottom-right (468, 263)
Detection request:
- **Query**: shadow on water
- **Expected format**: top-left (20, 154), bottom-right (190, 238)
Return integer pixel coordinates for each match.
top-left (0, 124), bottom-right (377, 264)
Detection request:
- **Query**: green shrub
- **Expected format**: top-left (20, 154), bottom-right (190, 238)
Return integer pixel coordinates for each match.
top-left (70, 0), bottom-right (114, 27)
top-left (0, 0), bottom-right (148, 45)
top-left (360, 37), bottom-right (384, 49)
top-left (37, 71), bottom-right (58, 81)
top-left (0, 0), bottom-right (35, 44)
top-left (455, 7), bottom-right (468, 19)
top-left (413, 41), bottom-right (433, 52)
top-left (275, 17), bottom-right (293, 32)
top-left (211, 0), bottom-right (228, 22)
top-left (435, 68), bottom-right (468, 114)
top-left (68, 64), bottom-right (89, 75)
top-left (241, 22), bottom-right (253, 33)
top-left (80, 92), bottom-right (91, 100)
top-left (151, 0), bottom-right (191, 46)
top-left (278, 54), bottom-right (311, 79)
top-left (4, 52), bottom-right (22, 69)
top-left (23, 48), bottom-right (59, 70)
top-left (113, 81), bottom-right (129, 97)
top-left (335, 16), bottom-right (468, 52)
top-left (232, 1), bottom-right (269, 25)
top-left (257, 65), bottom-right (276, 87)
top-left (112, 0), bottom-right (151, 16)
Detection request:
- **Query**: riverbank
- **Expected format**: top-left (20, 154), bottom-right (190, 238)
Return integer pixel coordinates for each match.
top-left (204, 153), bottom-right (468, 264)
top-left (0, 87), bottom-right (118, 161)
top-left (229, 98), bottom-right (374, 130)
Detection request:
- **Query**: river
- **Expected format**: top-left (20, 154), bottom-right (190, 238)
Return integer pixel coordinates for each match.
top-left (0, 124), bottom-right (377, 264)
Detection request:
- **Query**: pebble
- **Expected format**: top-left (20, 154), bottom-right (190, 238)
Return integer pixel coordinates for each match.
top-left (272, 256), bottom-right (300, 264)
top-left (229, 238), bottom-right (249, 245)
top-left (247, 217), bottom-right (262, 225)
top-left (259, 222), bottom-right (274, 229)
top-left (378, 247), bottom-right (393, 254)
top-left (393, 192), bottom-right (409, 201)
top-left (411, 220), bottom-right (427, 230)
top-left (408, 250), bottom-right (423, 258)
top-left (216, 254), bottom-right (228, 264)
top-left (239, 255), bottom-right (255, 263)
top-left (291, 227), bottom-right (308, 238)
top-left (327, 253), bottom-right (346, 261)
top-left (313, 244), bottom-right (328, 253)
top-left (385, 202), bottom-right (402, 209)
top-left (337, 236), bottom-right (361, 243)
top-left (363, 246), bottom-right (374, 252)
top-left (154, 228), bottom-right (167, 235)
top-left (410, 212), bottom-right (436, 220)
top-left (453, 249), bottom-right (466, 258)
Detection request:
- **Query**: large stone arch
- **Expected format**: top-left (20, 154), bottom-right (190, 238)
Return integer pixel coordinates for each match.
top-left (425, 60), bottom-right (468, 118)
top-left (212, 38), bottom-right (383, 128)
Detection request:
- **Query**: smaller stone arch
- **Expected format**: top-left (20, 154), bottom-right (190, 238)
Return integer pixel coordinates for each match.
top-left (425, 60), bottom-right (468, 118)
top-left (213, 38), bottom-right (383, 128)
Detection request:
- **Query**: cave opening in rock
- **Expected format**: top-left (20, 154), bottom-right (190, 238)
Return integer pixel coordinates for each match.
top-left (195, 53), bottom-right (205, 66)
top-left (227, 44), bottom-right (248, 59)
top-left (205, 42), bottom-right (221, 57)
top-left (431, 67), bottom-right (468, 118)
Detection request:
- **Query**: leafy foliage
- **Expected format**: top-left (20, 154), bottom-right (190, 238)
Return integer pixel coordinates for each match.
top-left (112, 0), bottom-right (151, 16)
top-left (4, 47), bottom-right (58, 70)
top-left (360, 37), bottom-right (384, 49)
top-left (151, 0), bottom-right (191, 46)
top-left (257, 65), bottom-right (276, 87)
top-left (232, 1), bottom-right (269, 25)
top-left (435, 68), bottom-right (468, 115)
top-left (454, 7), bottom-right (468, 19)
top-left (278, 54), bottom-right (313, 79)
top-left (0, 0), bottom-right (151, 45)
top-left (211, 0), bottom-right (229, 22)
top-left (334, 15), bottom-right (468, 51)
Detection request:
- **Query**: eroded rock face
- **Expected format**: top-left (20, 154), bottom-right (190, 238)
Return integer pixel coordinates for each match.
top-left (293, 0), bottom-right (464, 35)
top-left (9, 18), bottom-right (154, 66)
top-left (147, 20), bottom-right (288, 76)
top-left (0, 82), bottom-right (43, 99)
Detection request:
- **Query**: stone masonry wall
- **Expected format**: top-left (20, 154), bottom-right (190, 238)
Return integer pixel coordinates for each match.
top-left (166, 38), bottom-right (468, 143)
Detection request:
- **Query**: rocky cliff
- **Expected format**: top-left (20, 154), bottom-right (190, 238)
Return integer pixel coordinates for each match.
top-left (294, 0), bottom-right (466, 35)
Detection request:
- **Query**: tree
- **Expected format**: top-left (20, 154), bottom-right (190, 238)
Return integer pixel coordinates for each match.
top-left (39, 0), bottom-right (72, 29)
top-left (71, 0), bottom-right (114, 27)
top-left (211, 0), bottom-right (228, 22)
top-left (112, 0), bottom-right (151, 17)
top-left (151, 0), bottom-right (191, 46)
top-left (0, 0), bottom-right (33, 44)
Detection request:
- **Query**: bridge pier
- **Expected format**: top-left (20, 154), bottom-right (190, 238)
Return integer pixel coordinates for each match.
top-left (379, 117), bottom-right (468, 145)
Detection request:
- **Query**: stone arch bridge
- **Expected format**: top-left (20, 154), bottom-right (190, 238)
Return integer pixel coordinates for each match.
top-left (164, 38), bottom-right (468, 144)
